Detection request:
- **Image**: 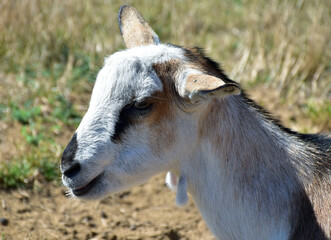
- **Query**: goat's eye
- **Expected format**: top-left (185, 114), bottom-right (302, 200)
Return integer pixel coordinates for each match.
top-left (124, 101), bottom-right (153, 116)
top-left (133, 101), bottom-right (151, 110)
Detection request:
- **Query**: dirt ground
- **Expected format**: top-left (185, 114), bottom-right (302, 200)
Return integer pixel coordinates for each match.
top-left (0, 174), bottom-right (213, 240)
top-left (0, 86), bottom-right (329, 240)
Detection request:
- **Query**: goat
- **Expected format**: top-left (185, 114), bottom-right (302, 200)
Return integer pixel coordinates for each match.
top-left (61, 5), bottom-right (331, 240)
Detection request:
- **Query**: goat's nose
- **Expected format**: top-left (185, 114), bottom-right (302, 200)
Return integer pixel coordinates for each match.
top-left (61, 133), bottom-right (81, 178)
top-left (62, 161), bottom-right (81, 178)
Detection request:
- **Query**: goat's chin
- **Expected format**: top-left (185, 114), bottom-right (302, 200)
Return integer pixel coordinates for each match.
top-left (67, 175), bottom-right (113, 200)
top-left (69, 183), bottom-right (108, 201)
top-left (68, 178), bottom-right (127, 201)
top-left (67, 171), bottom-right (153, 201)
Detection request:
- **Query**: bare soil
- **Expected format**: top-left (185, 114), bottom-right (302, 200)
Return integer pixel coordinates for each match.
top-left (0, 86), bottom-right (328, 240)
top-left (0, 175), bottom-right (213, 240)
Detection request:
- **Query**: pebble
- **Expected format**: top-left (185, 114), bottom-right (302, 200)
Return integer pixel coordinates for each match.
top-left (101, 211), bottom-right (108, 218)
top-left (130, 224), bottom-right (137, 230)
top-left (1, 218), bottom-right (9, 226)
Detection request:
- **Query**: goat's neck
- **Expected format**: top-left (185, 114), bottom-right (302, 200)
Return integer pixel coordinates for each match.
top-left (178, 96), bottom-right (306, 239)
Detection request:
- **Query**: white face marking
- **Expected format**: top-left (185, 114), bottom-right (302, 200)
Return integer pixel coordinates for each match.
top-left (61, 44), bottom-right (188, 199)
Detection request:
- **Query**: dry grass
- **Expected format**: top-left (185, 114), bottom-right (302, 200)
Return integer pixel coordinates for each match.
top-left (0, 0), bottom-right (330, 188)
top-left (1, 0), bottom-right (330, 98)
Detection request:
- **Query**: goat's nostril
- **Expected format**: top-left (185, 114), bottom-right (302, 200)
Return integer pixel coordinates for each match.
top-left (61, 133), bottom-right (79, 178)
top-left (63, 162), bottom-right (81, 178)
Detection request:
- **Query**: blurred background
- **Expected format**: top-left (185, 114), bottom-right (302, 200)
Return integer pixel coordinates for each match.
top-left (0, 0), bottom-right (330, 239)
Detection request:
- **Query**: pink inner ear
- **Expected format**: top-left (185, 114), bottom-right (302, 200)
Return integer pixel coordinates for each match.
top-left (170, 173), bottom-right (178, 187)
top-left (118, 5), bottom-right (160, 48)
top-left (166, 172), bottom-right (178, 191)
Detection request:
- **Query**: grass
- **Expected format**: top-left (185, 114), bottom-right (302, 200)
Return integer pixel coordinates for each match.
top-left (0, 0), bottom-right (330, 189)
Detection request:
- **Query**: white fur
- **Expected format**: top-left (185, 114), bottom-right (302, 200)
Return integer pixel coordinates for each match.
top-left (165, 171), bottom-right (178, 191)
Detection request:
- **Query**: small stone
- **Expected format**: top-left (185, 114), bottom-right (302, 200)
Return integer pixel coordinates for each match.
top-left (101, 231), bottom-right (110, 240)
top-left (89, 223), bottom-right (97, 228)
top-left (1, 218), bottom-right (9, 226)
top-left (2, 200), bottom-right (7, 210)
top-left (130, 224), bottom-right (137, 230)
top-left (101, 211), bottom-right (108, 218)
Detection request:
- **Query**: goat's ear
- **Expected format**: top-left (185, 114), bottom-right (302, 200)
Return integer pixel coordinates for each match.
top-left (118, 5), bottom-right (161, 48)
top-left (183, 73), bottom-right (241, 102)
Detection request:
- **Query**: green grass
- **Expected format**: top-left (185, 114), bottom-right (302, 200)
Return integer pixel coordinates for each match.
top-left (0, 0), bottom-right (330, 189)
top-left (303, 98), bottom-right (331, 130)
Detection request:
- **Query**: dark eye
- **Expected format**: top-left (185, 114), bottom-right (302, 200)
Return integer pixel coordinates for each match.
top-left (133, 101), bottom-right (151, 110)
top-left (124, 101), bottom-right (153, 116)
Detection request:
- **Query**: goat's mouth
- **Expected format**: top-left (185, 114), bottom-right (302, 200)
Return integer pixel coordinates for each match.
top-left (72, 173), bottom-right (103, 197)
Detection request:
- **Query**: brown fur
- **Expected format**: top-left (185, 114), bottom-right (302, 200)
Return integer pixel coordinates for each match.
top-left (290, 188), bottom-right (330, 239)
top-left (142, 60), bottom-right (182, 153)
top-left (296, 178), bottom-right (331, 239)
top-left (185, 47), bottom-right (224, 77)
